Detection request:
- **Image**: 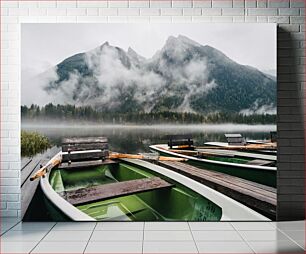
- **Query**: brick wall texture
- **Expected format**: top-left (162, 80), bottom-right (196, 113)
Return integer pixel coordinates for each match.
top-left (0, 0), bottom-right (305, 220)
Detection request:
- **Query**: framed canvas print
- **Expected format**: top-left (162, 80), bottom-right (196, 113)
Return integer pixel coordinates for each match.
top-left (21, 23), bottom-right (276, 221)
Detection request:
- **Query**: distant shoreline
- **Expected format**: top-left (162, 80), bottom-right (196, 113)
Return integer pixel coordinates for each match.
top-left (21, 123), bottom-right (277, 132)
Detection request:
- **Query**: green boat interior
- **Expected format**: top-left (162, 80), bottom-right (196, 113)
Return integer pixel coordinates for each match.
top-left (49, 162), bottom-right (222, 221)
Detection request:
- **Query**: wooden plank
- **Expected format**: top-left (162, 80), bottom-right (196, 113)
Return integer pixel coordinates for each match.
top-left (62, 143), bottom-right (108, 152)
top-left (165, 161), bottom-right (276, 198)
top-left (21, 147), bottom-right (61, 187)
top-left (21, 157), bottom-right (33, 171)
top-left (58, 159), bottom-right (118, 170)
top-left (62, 177), bottom-right (173, 206)
top-left (168, 140), bottom-right (194, 147)
top-left (168, 161), bottom-right (276, 195)
top-left (62, 150), bottom-right (109, 162)
top-left (21, 159), bottom-right (48, 219)
top-left (21, 147), bottom-right (61, 219)
top-left (21, 158), bottom-right (41, 186)
top-left (160, 162), bottom-right (276, 205)
top-left (62, 137), bottom-right (108, 144)
top-left (157, 161), bottom-right (276, 218)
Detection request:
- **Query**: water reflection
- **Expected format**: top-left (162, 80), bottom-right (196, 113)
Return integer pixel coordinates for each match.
top-left (22, 124), bottom-right (276, 154)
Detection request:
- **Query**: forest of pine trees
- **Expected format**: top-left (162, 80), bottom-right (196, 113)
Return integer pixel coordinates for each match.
top-left (21, 103), bottom-right (276, 125)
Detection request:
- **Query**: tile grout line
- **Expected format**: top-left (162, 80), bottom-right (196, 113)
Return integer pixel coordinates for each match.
top-left (0, 219), bottom-right (21, 236)
top-left (275, 227), bottom-right (305, 251)
top-left (83, 222), bottom-right (97, 254)
top-left (269, 221), bottom-right (277, 229)
top-left (28, 222), bottom-right (57, 254)
top-left (187, 222), bottom-right (200, 254)
top-left (142, 222), bottom-right (145, 254)
top-left (230, 222), bottom-right (256, 254)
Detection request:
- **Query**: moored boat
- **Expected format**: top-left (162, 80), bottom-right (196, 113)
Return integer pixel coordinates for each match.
top-left (204, 133), bottom-right (277, 155)
top-left (38, 151), bottom-right (269, 221)
top-left (150, 144), bottom-right (277, 187)
top-left (204, 141), bottom-right (277, 155)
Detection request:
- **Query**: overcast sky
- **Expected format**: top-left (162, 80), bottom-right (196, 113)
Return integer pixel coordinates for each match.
top-left (21, 23), bottom-right (276, 77)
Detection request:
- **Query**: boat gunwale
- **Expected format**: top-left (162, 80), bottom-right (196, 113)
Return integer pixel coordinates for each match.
top-left (40, 152), bottom-right (96, 221)
top-left (150, 144), bottom-right (277, 172)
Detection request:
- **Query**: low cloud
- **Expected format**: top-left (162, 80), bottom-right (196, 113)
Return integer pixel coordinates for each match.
top-left (29, 37), bottom-right (218, 113)
top-left (240, 99), bottom-right (276, 115)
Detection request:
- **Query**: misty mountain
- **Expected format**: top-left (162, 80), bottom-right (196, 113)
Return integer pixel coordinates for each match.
top-left (38, 35), bottom-right (276, 115)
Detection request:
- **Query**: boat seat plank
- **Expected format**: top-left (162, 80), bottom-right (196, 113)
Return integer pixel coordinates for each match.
top-left (62, 177), bottom-right (173, 206)
top-left (58, 159), bottom-right (118, 170)
top-left (62, 150), bottom-right (109, 162)
top-left (62, 143), bottom-right (109, 152)
top-left (168, 161), bottom-right (276, 194)
top-left (157, 161), bottom-right (276, 219)
top-left (167, 161), bottom-right (276, 200)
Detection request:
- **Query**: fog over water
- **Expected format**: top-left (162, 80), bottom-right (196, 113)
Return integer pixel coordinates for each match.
top-left (22, 123), bottom-right (276, 154)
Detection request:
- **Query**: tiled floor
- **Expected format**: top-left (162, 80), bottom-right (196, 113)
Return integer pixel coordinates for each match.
top-left (0, 219), bottom-right (304, 253)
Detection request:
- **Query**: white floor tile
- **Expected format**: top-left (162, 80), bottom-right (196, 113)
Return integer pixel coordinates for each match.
top-left (95, 222), bottom-right (144, 231)
top-left (0, 230), bottom-right (47, 242)
top-left (145, 222), bottom-right (190, 231)
top-left (275, 221), bottom-right (305, 231)
top-left (189, 222), bottom-right (234, 231)
top-left (196, 241), bottom-right (253, 253)
top-left (90, 230), bottom-right (143, 241)
top-left (0, 221), bottom-right (20, 233)
top-left (192, 230), bottom-right (242, 241)
top-left (0, 241), bottom-right (37, 253)
top-left (32, 241), bottom-right (87, 253)
top-left (232, 222), bottom-right (276, 231)
top-left (12, 222), bottom-right (55, 231)
top-left (144, 230), bottom-right (193, 241)
top-left (85, 241), bottom-right (143, 253)
top-left (1, 229), bottom-right (8, 235)
top-left (42, 230), bottom-right (92, 242)
top-left (143, 241), bottom-right (198, 253)
top-left (248, 240), bottom-right (305, 253)
top-left (239, 230), bottom-right (291, 241)
top-left (51, 222), bottom-right (96, 231)
top-left (282, 230), bottom-right (305, 249)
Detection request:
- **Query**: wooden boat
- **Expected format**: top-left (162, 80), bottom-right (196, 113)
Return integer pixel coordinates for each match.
top-left (150, 144), bottom-right (277, 187)
top-left (204, 141), bottom-right (277, 155)
top-left (37, 151), bottom-right (269, 221)
top-left (204, 133), bottom-right (277, 155)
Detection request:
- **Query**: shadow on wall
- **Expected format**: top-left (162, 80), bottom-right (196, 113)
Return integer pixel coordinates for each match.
top-left (276, 27), bottom-right (305, 221)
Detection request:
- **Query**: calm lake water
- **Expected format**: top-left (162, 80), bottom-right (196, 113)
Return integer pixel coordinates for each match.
top-left (22, 124), bottom-right (276, 154)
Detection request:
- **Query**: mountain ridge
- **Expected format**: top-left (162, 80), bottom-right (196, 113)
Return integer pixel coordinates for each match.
top-left (31, 35), bottom-right (276, 115)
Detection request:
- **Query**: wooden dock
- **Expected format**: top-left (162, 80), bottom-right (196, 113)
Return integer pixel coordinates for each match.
top-left (21, 147), bottom-right (60, 218)
top-left (61, 177), bottom-right (173, 206)
top-left (157, 161), bottom-right (276, 219)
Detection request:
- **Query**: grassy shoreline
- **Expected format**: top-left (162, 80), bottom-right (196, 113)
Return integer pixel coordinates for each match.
top-left (21, 130), bottom-right (51, 157)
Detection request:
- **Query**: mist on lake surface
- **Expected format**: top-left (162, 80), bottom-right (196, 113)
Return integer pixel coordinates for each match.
top-left (22, 123), bottom-right (276, 154)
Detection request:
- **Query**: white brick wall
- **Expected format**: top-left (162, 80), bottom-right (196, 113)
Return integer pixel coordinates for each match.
top-left (0, 0), bottom-right (305, 219)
